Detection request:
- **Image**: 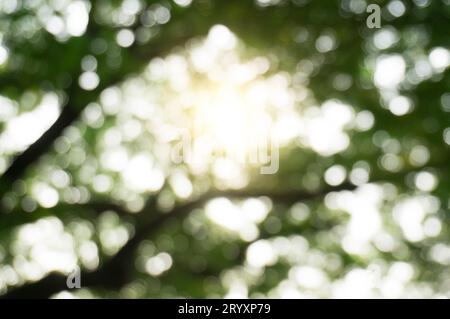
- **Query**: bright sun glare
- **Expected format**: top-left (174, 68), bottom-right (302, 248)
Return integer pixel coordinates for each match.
top-left (139, 25), bottom-right (303, 186)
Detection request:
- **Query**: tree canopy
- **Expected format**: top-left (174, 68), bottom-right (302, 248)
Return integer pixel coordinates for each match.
top-left (0, 0), bottom-right (449, 298)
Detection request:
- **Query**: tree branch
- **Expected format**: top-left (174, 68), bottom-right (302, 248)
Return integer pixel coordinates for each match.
top-left (0, 16), bottom-right (208, 205)
top-left (2, 158), bottom-right (447, 298)
top-left (0, 201), bottom-right (132, 233)
top-left (0, 106), bottom-right (80, 195)
top-left (0, 182), bottom-right (359, 299)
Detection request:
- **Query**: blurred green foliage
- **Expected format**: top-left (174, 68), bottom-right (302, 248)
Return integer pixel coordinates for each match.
top-left (0, 0), bottom-right (449, 298)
